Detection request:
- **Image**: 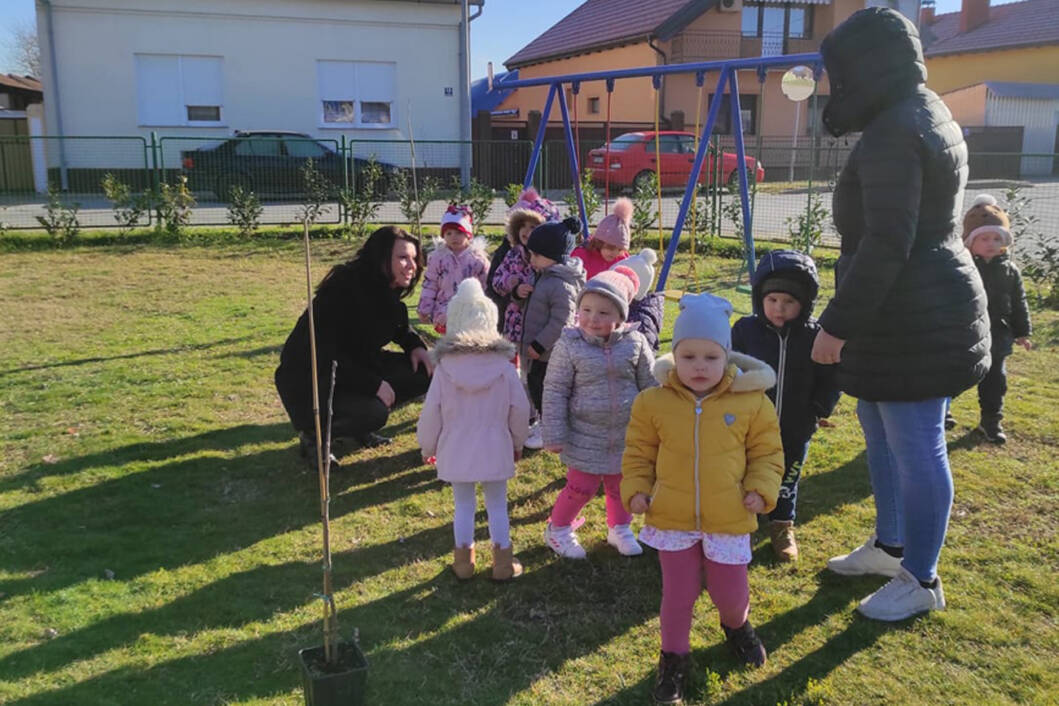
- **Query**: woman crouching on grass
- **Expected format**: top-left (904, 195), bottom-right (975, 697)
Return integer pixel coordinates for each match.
top-left (274, 226), bottom-right (434, 469)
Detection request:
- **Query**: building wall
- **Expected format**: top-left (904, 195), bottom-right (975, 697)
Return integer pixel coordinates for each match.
top-left (36, 0), bottom-right (465, 167)
top-left (986, 92), bottom-right (1059, 176)
top-left (925, 45), bottom-right (1059, 95)
top-left (940, 83), bottom-right (988, 126)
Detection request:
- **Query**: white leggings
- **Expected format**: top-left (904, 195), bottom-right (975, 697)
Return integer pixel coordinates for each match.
top-left (452, 480), bottom-right (510, 549)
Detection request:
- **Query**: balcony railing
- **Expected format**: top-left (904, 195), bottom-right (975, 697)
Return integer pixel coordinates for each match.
top-left (672, 30), bottom-right (820, 62)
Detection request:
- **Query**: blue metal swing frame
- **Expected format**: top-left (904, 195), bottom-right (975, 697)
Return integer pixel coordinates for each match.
top-left (495, 53), bottom-right (823, 290)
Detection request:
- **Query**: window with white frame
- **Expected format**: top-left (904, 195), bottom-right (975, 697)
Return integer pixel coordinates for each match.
top-left (317, 60), bottom-right (396, 128)
top-left (135, 54), bottom-right (223, 126)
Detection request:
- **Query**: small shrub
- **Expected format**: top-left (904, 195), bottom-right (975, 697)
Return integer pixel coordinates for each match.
top-left (226, 185), bottom-right (263, 237)
top-left (393, 170), bottom-right (440, 238)
top-left (562, 168), bottom-right (601, 227)
top-left (785, 192), bottom-right (831, 255)
top-left (1004, 184), bottom-right (1057, 307)
top-left (155, 175), bottom-right (197, 239)
top-left (450, 176), bottom-right (495, 236)
top-left (338, 156), bottom-right (383, 240)
top-left (36, 187), bottom-right (80, 245)
top-left (101, 173), bottom-right (150, 235)
top-left (631, 171), bottom-right (658, 246)
top-left (503, 183), bottom-right (523, 208)
top-left (298, 158), bottom-right (333, 226)
top-left (721, 196), bottom-right (745, 244)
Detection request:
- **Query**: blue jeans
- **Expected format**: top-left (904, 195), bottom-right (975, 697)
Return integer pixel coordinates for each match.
top-left (856, 398), bottom-right (954, 583)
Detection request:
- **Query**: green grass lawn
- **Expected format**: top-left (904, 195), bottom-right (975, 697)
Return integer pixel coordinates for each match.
top-left (1, 239), bottom-right (1057, 705)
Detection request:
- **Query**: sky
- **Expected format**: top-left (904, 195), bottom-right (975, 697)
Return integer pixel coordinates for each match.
top-left (0, 0), bottom-right (1018, 78)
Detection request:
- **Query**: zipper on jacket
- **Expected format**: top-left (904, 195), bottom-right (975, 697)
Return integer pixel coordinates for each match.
top-left (605, 344), bottom-right (616, 461)
top-left (774, 329), bottom-right (788, 420)
top-left (693, 400), bottom-right (702, 532)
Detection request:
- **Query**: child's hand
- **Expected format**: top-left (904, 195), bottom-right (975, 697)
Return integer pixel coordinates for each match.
top-left (544, 444), bottom-right (563, 454)
top-left (527, 347), bottom-right (541, 360)
top-left (743, 491), bottom-right (765, 514)
top-left (517, 283), bottom-right (534, 298)
top-left (818, 417), bottom-right (835, 428)
top-left (376, 380), bottom-right (396, 408)
top-left (422, 454), bottom-right (436, 465)
top-left (1017, 337), bottom-right (1032, 351)
top-left (417, 311), bottom-right (431, 323)
top-left (629, 493), bottom-right (650, 514)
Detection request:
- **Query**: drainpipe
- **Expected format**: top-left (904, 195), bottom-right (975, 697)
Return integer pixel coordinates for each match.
top-left (459, 1), bottom-right (482, 188)
top-left (648, 36), bottom-right (667, 128)
top-left (41, 0), bottom-right (68, 190)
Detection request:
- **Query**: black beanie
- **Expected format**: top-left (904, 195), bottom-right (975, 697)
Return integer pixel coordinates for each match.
top-left (527, 216), bottom-right (580, 262)
top-left (761, 275), bottom-right (812, 309)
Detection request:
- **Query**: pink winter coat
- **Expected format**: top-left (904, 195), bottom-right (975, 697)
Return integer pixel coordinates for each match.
top-left (416, 334), bottom-right (531, 483)
top-left (416, 241), bottom-right (490, 326)
top-left (570, 245), bottom-right (629, 280)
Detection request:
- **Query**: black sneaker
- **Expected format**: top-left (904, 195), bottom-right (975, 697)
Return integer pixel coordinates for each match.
top-left (652, 651), bottom-right (690, 705)
top-left (977, 420), bottom-right (1007, 444)
top-left (723, 620), bottom-right (767, 667)
top-left (944, 412), bottom-right (956, 430)
top-left (356, 432), bottom-right (393, 449)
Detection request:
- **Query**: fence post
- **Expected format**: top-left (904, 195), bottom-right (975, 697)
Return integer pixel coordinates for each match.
top-left (150, 131), bottom-right (162, 225)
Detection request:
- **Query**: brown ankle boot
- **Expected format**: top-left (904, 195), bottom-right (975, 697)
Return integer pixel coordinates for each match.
top-left (490, 544), bottom-right (523, 581)
top-left (452, 545), bottom-right (475, 580)
top-left (769, 520), bottom-right (798, 562)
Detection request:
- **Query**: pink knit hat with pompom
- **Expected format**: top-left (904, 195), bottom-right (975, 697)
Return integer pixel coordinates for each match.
top-left (578, 265), bottom-right (639, 321)
top-left (590, 197), bottom-right (633, 250)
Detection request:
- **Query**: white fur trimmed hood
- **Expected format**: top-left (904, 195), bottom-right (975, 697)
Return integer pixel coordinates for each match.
top-left (653, 350), bottom-right (776, 393)
top-left (431, 332), bottom-right (516, 362)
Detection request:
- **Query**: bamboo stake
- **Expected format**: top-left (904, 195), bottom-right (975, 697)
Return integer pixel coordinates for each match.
top-left (302, 218), bottom-right (339, 664)
top-left (407, 101), bottom-right (421, 238)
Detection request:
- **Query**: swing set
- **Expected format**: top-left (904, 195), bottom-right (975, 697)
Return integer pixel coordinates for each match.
top-left (496, 53), bottom-right (824, 294)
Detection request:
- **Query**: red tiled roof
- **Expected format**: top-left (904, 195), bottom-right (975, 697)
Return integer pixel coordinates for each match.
top-left (0, 74), bottom-right (42, 92)
top-left (505, 0), bottom-right (698, 68)
top-left (923, 0), bottom-right (1059, 56)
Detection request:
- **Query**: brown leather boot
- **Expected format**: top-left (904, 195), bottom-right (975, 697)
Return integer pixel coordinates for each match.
top-left (452, 545), bottom-right (475, 580)
top-left (769, 520), bottom-right (798, 562)
top-left (490, 544), bottom-right (523, 581)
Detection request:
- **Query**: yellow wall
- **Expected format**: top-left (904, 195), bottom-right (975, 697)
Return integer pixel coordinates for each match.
top-left (940, 83), bottom-right (988, 126)
top-left (926, 45), bottom-right (1059, 95)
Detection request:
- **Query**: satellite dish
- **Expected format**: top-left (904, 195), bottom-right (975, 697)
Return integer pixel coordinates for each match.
top-left (781, 66), bottom-right (816, 102)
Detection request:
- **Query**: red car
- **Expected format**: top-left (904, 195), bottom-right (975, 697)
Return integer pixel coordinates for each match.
top-left (587, 131), bottom-right (765, 192)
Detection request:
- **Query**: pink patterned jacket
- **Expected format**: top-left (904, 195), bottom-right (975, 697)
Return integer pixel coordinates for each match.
top-left (490, 244), bottom-right (536, 343)
top-left (417, 240), bottom-right (489, 326)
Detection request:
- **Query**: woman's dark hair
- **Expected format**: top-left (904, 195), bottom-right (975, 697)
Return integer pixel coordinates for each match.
top-left (317, 226), bottom-right (424, 299)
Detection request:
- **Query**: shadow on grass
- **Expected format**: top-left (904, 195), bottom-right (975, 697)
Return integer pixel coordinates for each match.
top-left (789, 449), bottom-right (869, 528)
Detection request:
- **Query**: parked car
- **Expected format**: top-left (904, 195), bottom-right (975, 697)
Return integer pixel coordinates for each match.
top-left (587, 131), bottom-right (765, 192)
top-left (180, 130), bottom-right (398, 200)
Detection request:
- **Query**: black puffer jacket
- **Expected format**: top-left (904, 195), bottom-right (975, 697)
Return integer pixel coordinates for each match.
top-left (627, 292), bottom-right (665, 351)
top-left (976, 253), bottom-right (1031, 354)
top-left (275, 267), bottom-right (425, 427)
top-left (817, 7), bottom-right (990, 401)
top-left (732, 250), bottom-right (841, 447)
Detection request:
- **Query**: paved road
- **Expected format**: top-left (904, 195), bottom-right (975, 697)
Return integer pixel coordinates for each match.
top-left (4, 180), bottom-right (1057, 254)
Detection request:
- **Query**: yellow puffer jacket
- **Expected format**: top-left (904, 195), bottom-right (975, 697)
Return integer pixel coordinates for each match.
top-left (621, 351), bottom-right (784, 534)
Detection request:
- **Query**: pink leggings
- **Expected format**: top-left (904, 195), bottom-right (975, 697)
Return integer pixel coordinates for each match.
top-left (549, 468), bottom-right (632, 528)
top-left (659, 545), bottom-right (750, 654)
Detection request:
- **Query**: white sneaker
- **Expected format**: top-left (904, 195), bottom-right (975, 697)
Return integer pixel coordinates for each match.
top-left (607, 524), bottom-right (643, 556)
top-left (544, 521), bottom-right (586, 559)
top-left (827, 534), bottom-right (902, 577)
top-left (857, 567), bottom-right (946, 621)
top-left (524, 422), bottom-right (544, 450)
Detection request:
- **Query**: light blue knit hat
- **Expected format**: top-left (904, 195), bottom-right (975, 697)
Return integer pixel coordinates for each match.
top-left (672, 293), bottom-right (733, 352)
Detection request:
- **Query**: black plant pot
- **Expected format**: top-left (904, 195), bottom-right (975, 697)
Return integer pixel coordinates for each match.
top-left (298, 639), bottom-right (368, 706)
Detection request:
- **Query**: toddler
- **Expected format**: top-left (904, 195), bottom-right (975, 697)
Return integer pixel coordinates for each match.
top-left (571, 197), bottom-right (632, 278)
top-left (521, 216), bottom-right (586, 448)
top-left (417, 204), bottom-right (489, 333)
top-left (492, 196), bottom-right (548, 350)
top-left (541, 267), bottom-right (657, 559)
top-left (622, 293), bottom-right (783, 703)
top-left (613, 248), bottom-right (666, 351)
top-left (417, 279), bottom-right (531, 581)
top-left (960, 194), bottom-right (1032, 443)
top-left (731, 250), bottom-right (841, 561)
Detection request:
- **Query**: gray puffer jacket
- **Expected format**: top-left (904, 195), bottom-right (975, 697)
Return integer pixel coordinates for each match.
top-left (521, 257), bottom-right (586, 361)
top-left (542, 326), bottom-right (656, 475)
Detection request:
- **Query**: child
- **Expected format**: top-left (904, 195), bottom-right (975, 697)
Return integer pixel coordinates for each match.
top-left (541, 267), bottom-right (657, 559)
top-left (417, 278), bottom-right (531, 581)
top-left (614, 248), bottom-right (666, 351)
top-left (622, 293), bottom-right (783, 702)
top-left (571, 197), bottom-right (633, 279)
top-left (491, 197), bottom-right (547, 350)
top-left (485, 188), bottom-right (559, 330)
top-left (417, 205), bottom-right (489, 333)
top-left (731, 250), bottom-right (841, 562)
top-left (522, 216), bottom-right (586, 448)
top-left (961, 194), bottom-right (1032, 444)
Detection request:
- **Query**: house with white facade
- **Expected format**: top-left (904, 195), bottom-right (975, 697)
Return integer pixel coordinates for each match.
top-left (34, 0), bottom-right (482, 185)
